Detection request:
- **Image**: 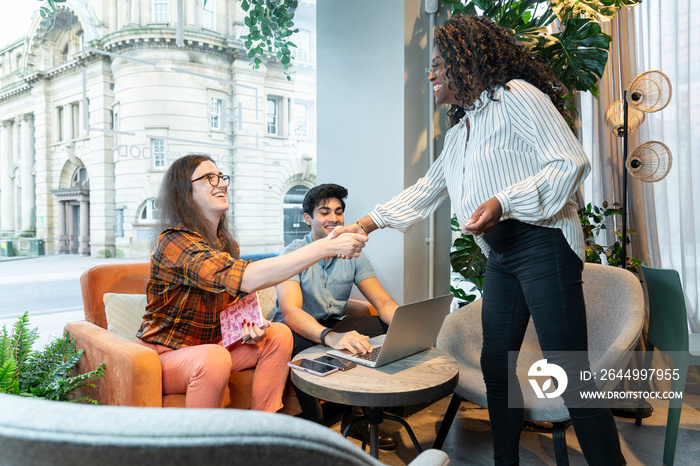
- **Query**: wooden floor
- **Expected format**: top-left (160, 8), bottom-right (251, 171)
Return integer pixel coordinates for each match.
top-left (328, 367), bottom-right (700, 465)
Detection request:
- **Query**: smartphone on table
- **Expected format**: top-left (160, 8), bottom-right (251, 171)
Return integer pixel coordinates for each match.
top-left (287, 358), bottom-right (339, 377)
top-left (314, 355), bottom-right (357, 371)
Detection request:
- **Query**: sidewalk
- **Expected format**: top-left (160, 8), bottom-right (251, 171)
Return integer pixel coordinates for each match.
top-left (0, 255), bottom-right (141, 348)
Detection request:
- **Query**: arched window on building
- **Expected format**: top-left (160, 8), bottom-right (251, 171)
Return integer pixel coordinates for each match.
top-left (136, 198), bottom-right (159, 242)
top-left (138, 198), bottom-right (159, 224)
top-left (71, 166), bottom-right (89, 189)
top-left (283, 185), bottom-right (309, 245)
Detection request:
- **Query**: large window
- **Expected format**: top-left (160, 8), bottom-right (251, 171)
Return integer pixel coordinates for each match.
top-left (202, 1), bottom-right (216, 30)
top-left (210, 98), bottom-right (223, 130)
top-left (152, 0), bottom-right (168, 23)
top-left (292, 101), bottom-right (311, 138)
top-left (292, 29), bottom-right (311, 62)
top-left (152, 138), bottom-right (165, 169)
top-left (71, 166), bottom-right (89, 189)
top-left (283, 185), bottom-right (310, 245)
top-left (267, 96), bottom-right (281, 135)
top-left (138, 198), bottom-right (160, 224)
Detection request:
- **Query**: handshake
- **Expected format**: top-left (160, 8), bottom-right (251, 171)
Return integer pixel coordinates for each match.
top-left (325, 222), bottom-right (369, 259)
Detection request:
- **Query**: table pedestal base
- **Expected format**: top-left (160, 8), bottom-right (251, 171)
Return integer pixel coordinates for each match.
top-left (341, 407), bottom-right (423, 459)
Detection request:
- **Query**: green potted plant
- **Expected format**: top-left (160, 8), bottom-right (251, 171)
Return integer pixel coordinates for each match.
top-left (0, 312), bottom-right (105, 403)
top-left (578, 201), bottom-right (642, 273)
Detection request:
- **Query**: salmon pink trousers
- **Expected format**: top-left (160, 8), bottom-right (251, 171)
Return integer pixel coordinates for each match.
top-left (138, 322), bottom-right (293, 412)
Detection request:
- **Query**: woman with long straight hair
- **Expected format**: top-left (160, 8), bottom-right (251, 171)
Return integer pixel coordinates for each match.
top-left (137, 154), bottom-right (367, 411)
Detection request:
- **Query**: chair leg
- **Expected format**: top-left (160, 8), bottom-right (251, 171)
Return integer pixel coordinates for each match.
top-left (552, 420), bottom-right (571, 466)
top-left (432, 392), bottom-right (463, 450)
top-left (636, 343), bottom-right (655, 426)
top-left (662, 362), bottom-right (688, 466)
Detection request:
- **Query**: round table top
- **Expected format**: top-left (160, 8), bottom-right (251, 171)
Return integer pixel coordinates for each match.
top-left (291, 346), bottom-right (459, 408)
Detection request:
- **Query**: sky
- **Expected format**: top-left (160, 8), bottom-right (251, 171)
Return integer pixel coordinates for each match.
top-left (0, 0), bottom-right (41, 48)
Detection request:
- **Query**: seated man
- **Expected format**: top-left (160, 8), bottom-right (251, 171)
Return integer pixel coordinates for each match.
top-left (272, 183), bottom-right (398, 449)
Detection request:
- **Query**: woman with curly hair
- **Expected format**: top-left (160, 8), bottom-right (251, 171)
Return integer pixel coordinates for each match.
top-left (137, 154), bottom-right (367, 412)
top-left (337, 14), bottom-right (623, 465)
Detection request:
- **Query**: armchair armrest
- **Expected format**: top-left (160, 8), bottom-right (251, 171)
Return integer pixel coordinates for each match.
top-left (65, 320), bottom-right (163, 407)
top-left (408, 449), bottom-right (451, 466)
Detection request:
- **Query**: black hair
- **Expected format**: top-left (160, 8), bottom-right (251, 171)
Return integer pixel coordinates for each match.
top-left (435, 14), bottom-right (564, 126)
top-left (302, 183), bottom-right (348, 217)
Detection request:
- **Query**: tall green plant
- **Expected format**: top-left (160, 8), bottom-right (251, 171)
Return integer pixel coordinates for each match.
top-left (450, 215), bottom-right (487, 304)
top-left (0, 312), bottom-right (38, 395)
top-left (578, 201), bottom-right (642, 273)
top-left (0, 312), bottom-right (104, 403)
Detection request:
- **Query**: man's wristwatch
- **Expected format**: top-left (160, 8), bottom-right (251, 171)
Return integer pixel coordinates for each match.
top-left (320, 328), bottom-right (333, 346)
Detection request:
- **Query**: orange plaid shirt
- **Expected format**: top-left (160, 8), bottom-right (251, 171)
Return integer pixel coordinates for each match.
top-left (137, 226), bottom-right (249, 349)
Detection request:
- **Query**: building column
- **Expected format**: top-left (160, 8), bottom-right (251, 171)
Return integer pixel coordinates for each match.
top-left (186, 0), bottom-right (197, 28)
top-left (67, 202), bottom-right (76, 253)
top-left (20, 114), bottom-right (35, 233)
top-left (0, 120), bottom-right (15, 232)
top-left (57, 200), bottom-right (68, 253)
top-left (53, 106), bottom-right (61, 143)
top-left (79, 198), bottom-right (90, 255)
top-left (130, 0), bottom-right (140, 25)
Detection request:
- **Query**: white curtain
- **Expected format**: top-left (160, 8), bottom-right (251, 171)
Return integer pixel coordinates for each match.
top-left (580, 0), bottom-right (700, 332)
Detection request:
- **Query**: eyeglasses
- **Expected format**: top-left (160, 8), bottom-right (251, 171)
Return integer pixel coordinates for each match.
top-left (427, 61), bottom-right (444, 76)
top-left (190, 173), bottom-right (231, 187)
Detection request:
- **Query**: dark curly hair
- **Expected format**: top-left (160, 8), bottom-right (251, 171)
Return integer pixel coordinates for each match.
top-left (155, 154), bottom-right (238, 258)
top-left (435, 15), bottom-right (564, 126)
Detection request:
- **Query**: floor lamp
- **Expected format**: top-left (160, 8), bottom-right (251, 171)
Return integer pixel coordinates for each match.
top-left (603, 70), bottom-right (673, 268)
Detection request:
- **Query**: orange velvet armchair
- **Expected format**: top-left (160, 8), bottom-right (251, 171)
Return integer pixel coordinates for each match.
top-left (65, 262), bottom-right (301, 413)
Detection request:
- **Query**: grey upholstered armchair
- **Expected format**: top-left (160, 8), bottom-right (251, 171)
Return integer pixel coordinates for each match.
top-left (0, 394), bottom-right (450, 466)
top-left (433, 262), bottom-right (645, 465)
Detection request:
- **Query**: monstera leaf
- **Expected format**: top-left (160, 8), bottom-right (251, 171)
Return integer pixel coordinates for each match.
top-left (534, 17), bottom-right (612, 96)
top-left (551, 0), bottom-right (641, 23)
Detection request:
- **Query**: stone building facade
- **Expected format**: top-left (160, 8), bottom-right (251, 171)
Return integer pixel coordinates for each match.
top-left (0, 0), bottom-right (316, 258)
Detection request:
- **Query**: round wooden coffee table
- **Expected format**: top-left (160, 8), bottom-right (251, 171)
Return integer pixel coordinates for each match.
top-left (291, 345), bottom-right (459, 458)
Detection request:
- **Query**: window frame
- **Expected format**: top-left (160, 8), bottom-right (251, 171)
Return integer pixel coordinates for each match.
top-left (152, 137), bottom-right (166, 169)
top-left (266, 95), bottom-right (282, 136)
top-left (210, 97), bottom-right (224, 130)
top-left (292, 28), bottom-right (312, 63)
top-left (292, 100), bottom-right (313, 139)
top-left (138, 198), bottom-right (160, 224)
top-left (202, 0), bottom-right (216, 30)
top-left (152, 0), bottom-right (168, 23)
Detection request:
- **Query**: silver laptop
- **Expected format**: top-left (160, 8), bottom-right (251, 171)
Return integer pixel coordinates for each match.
top-left (327, 294), bottom-right (453, 368)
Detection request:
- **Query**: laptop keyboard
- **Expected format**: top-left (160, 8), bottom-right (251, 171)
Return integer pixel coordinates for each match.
top-left (355, 346), bottom-right (382, 362)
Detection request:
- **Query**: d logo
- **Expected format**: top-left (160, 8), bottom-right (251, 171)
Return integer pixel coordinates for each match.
top-left (528, 359), bottom-right (568, 399)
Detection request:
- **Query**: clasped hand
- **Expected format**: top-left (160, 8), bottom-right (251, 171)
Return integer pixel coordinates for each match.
top-left (325, 227), bottom-right (367, 259)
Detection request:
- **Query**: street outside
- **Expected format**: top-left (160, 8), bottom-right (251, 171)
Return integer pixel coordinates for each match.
top-left (0, 254), bottom-right (140, 348)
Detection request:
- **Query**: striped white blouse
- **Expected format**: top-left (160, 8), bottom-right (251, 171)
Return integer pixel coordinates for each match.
top-left (369, 79), bottom-right (590, 262)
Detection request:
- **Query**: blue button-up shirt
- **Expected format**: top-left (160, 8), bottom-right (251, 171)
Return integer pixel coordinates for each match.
top-left (271, 232), bottom-right (377, 322)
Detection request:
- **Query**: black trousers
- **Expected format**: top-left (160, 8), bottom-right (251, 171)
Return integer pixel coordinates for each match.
top-left (291, 315), bottom-right (388, 423)
top-left (480, 220), bottom-right (623, 466)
